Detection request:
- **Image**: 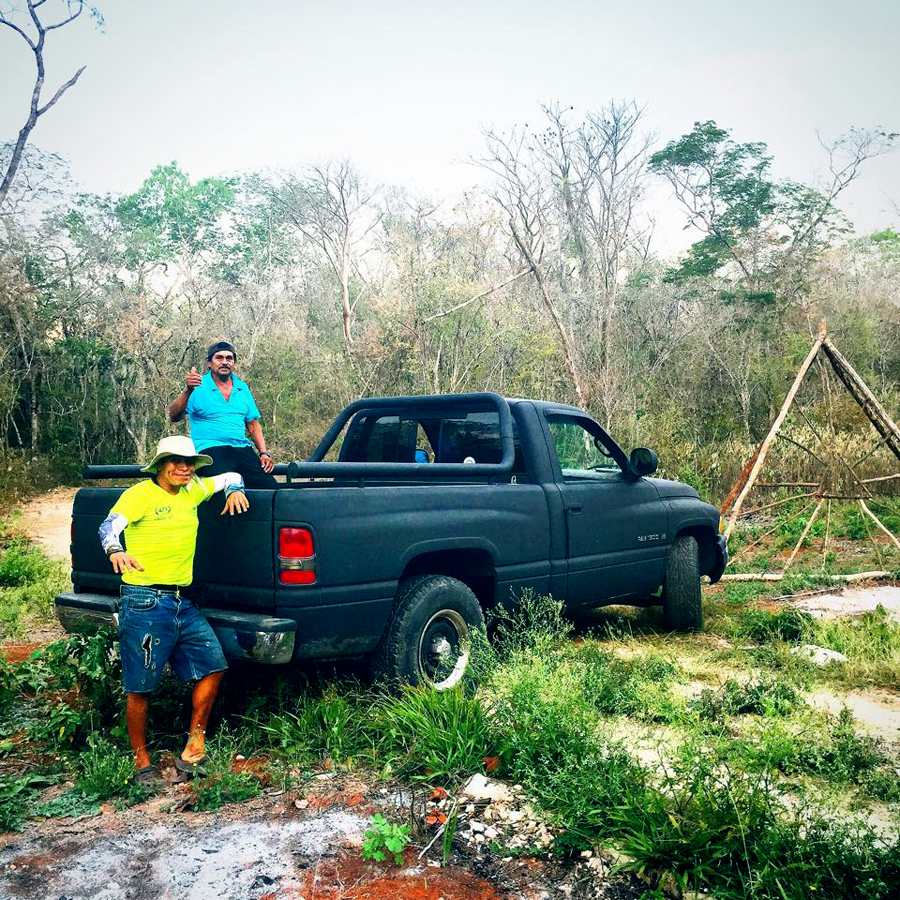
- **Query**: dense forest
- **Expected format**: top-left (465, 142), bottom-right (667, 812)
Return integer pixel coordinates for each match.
top-left (1, 103), bottom-right (898, 501)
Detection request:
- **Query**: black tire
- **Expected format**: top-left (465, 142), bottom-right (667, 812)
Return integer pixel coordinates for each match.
top-left (662, 535), bottom-right (703, 632)
top-left (372, 574), bottom-right (484, 690)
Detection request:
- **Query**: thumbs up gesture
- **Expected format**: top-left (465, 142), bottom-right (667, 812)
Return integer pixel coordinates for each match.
top-left (186, 365), bottom-right (202, 390)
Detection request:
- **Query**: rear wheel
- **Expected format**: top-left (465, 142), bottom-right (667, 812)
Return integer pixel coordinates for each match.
top-left (663, 535), bottom-right (703, 631)
top-left (372, 574), bottom-right (484, 689)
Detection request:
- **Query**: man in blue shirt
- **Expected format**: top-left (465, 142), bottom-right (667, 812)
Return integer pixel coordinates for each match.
top-left (168, 341), bottom-right (278, 488)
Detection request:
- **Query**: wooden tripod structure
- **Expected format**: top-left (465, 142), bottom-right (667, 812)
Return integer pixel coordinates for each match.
top-left (720, 323), bottom-right (900, 580)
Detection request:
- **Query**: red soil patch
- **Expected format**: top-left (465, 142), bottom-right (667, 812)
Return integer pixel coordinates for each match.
top-left (293, 848), bottom-right (505, 900)
top-left (1, 641), bottom-right (46, 664)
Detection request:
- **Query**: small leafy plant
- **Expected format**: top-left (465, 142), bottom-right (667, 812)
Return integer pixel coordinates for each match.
top-left (361, 813), bottom-right (411, 865)
top-left (31, 788), bottom-right (101, 819)
top-left (192, 771), bottom-right (260, 812)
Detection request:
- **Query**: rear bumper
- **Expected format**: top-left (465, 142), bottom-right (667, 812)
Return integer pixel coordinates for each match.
top-left (55, 593), bottom-right (297, 666)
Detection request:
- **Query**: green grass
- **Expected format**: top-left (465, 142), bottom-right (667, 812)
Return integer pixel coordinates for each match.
top-left (373, 685), bottom-right (492, 782)
top-left (0, 529), bottom-right (69, 638)
top-left (1, 524), bottom-right (898, 897)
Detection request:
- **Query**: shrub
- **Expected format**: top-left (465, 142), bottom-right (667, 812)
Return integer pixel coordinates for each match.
top-left (692, 676), bottom-right (799, 721)
top-left (580, 649), bottom-right (683, 722)
top-left (374, 685), bottom-right (491, 782)
top-left (740, 608), bottom-right (813, 643)
top-left (76, 735), bottom-right (136, 801)
top-left (261, 684), bottom-right (372, 764)
top-left (0, 538), bottom-right (52, 587)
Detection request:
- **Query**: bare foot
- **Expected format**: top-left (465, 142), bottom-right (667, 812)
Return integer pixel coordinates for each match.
top-left (181, 730), bottom-right (206, 763)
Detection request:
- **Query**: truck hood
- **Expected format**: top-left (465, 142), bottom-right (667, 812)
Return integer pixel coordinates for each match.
top-left (644, 477), bottom-right (700, 500)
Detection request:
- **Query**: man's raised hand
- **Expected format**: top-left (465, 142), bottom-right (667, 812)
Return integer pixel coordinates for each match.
top-left (109, 552), bottom-right (144, 574)
top-left (186, 366), bottom-right (202, 391)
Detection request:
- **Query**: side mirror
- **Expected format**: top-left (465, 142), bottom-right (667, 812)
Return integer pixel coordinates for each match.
top-left (629, 447), bottom-right (658, 478)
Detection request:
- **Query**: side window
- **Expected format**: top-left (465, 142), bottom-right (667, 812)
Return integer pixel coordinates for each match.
top-left (547, 416), bottom-right (622, 480)
top-left (341, 409), bottom-right (525, 473)
top-left (341, 415), bottom-right (418, 462)
top-left (430, 412), bottom-right (526, 474)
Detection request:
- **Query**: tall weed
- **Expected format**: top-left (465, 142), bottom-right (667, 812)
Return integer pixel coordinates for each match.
top-left (374, 686), bottom-right (491, 782)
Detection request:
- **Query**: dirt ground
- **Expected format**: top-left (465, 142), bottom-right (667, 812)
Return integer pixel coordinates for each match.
top-left (0, 774), bottom-right (642, 900)
top-left (13, 487), bottom-right (78, 561)
top-left (3, 490), bottom-right (900, 898)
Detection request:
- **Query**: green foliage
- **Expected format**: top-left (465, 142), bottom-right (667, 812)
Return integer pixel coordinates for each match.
top-left (192, 771), bottom-right (261, 812)
top-left (488, 654), bottom-right (647, 848)
top-left (0, 774), bottom-right (57, 831)
top-left (115, 162), bottom-right (235, 264)
top-left (728, 708), bottom-right (886, 791)
top-left (486, 589), bottom-right (571, 661)
top-left (692, 676), bottom-right (800, 720)
top-left (648, 119), bottom-right (866, 303)
top-left (260, 683), bottom-right (372, 765)
top-left (738, 608), bottom-right (813, 643)
top-left (0, 528), bottom-right (68, 638)
top-left (361, 813), bottom-right (411, 865)
top-left (374, 686), bottom-right (491, 782)
top-left (0, 537), bottom-right (53, 587)
top-left (76, 735), bottom-right (138, 801)
top-left (580, 649), bottom-right (683, 722)
top-left (31, 788), bottom-right (101, 819)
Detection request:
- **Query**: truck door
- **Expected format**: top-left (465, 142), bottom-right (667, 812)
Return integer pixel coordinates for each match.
top-left (543, 413), bottom-right (667, 606)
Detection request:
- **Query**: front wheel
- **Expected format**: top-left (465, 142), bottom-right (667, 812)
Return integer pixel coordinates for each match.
top-left (372, 574), bottom-right (484, 689)
top-left (662, 535), bottom-right (703, 631)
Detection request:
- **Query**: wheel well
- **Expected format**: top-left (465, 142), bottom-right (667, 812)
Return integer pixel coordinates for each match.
top-left (676, 526), bottom-right (717, 576)
top-left (399, 550), bottom-right (496, 609)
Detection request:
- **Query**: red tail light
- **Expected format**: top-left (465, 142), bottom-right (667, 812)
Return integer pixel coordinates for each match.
top-left (278, 527), bottom-right (316, 585)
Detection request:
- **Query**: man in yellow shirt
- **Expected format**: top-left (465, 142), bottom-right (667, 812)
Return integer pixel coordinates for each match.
top-left (98, 435), bottom-right (248, 787)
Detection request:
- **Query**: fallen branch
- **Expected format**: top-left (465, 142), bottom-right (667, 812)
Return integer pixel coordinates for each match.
top-left (859, 499), bottom-right (900, 551)
top-left (783, 499), bottom-right (825, 571)
top-left (718, 571), bottom-right (891, 583)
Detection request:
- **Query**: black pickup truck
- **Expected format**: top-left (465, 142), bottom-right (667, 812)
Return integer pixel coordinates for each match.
top-left (55, 393), bottom-right (727, 688)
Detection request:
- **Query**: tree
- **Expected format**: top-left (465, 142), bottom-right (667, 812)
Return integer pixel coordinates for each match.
top-left (476, 123), bottom-right (588, 406)
top-left (271, 161), bottom-right (380, 351)
top-left (649, 121), bottom-right (897, 302)
top-left (0, 0), bottom-right (102, 208)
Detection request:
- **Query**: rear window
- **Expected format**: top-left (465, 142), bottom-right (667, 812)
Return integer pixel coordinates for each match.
top-left (340, 409), bottom-right (526, 473)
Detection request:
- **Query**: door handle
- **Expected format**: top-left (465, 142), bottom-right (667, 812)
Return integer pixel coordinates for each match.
top-left (568, 505), bottom-right (583, 515)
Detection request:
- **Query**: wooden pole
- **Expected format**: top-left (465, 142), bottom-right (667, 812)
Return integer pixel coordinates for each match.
top-left (729, 499), bottom-right (815, 565)
top-left (859, 499), bottom-right (900, 551)
top-left (783, 499), bottom-right (824, 571)
top-left (724, 326), bottom-right (827, 539)
top-left (821, 337), bottom-right (900, 464)
top-left (741, 491), bottom-right (819, 518)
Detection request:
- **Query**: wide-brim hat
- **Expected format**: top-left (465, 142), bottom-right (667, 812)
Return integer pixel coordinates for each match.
top-left (140, 435), bottom-right (213, 473)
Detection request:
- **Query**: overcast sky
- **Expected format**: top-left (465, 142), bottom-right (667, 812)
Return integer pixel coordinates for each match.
top-left (1, 0), bottom-right (897, 254)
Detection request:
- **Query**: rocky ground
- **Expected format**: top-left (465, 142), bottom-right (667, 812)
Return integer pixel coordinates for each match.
top-left (0, 770), bottom-right (646, 900)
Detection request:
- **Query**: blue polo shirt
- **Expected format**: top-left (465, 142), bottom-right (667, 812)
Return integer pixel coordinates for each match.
top-left (186, 371), bottom-right (261, 451)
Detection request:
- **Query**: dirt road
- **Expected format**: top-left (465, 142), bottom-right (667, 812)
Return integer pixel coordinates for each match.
top-left (14, 487), bottom-right (77, 560)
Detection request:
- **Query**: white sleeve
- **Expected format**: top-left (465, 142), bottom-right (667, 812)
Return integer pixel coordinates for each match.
top-left (98, 513), bottom-right (128, 555)
top-left (211, 472), bottom-right (245, 495)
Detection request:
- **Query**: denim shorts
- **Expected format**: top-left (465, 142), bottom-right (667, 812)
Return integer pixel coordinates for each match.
top-left (118, 585), bottom-right (228, 694)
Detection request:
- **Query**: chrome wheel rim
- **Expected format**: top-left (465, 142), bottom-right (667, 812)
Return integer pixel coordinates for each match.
top-left (417, 609), bottom-right (469, 689)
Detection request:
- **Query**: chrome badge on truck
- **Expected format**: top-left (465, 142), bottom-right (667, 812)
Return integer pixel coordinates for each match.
top-left (637, 533), bottom-right (666, 543)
